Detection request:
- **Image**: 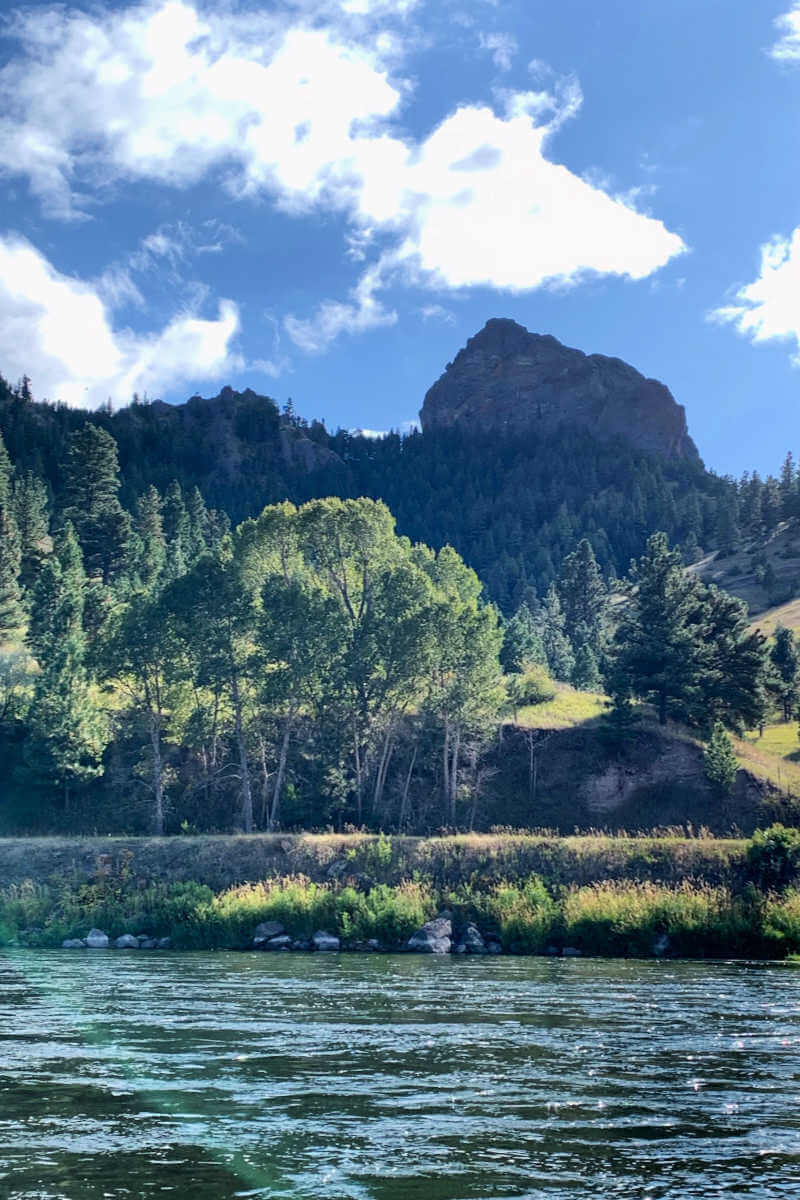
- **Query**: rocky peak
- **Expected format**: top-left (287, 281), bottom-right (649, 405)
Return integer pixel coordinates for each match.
top-left (420, 318), bottom-right (699, 461)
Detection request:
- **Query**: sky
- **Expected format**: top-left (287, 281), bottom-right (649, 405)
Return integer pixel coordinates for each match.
top-left (1, 0), bottom-right (800, 477)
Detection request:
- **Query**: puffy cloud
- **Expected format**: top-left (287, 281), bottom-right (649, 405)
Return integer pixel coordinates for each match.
top-left (0, 235), bottom-right (242, 406)
top-left (711, 228), bottom-right (800, 361)
top-left (771, 4), bottom-right (800, 60)
top-left (1, 0), bottom-right (684, 356)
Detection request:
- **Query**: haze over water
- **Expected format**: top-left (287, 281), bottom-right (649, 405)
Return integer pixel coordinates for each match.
top-left (1, 952), bottom-right (799, 1199)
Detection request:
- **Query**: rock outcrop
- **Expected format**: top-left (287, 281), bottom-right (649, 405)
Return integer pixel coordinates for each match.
top-left (407, 915), bottom-right (452, 954)
top-left (420, 318), bottom-right (699, 462)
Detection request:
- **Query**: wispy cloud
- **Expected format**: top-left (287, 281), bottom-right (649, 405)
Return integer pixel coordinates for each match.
top-left (479, 31), bottom-right (517, 72)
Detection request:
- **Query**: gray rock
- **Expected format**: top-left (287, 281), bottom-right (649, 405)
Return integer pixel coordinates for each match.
top-left (157, 937), bottom-right (171, 949)
top-left (62, 938), bottom-right (86, 949)
top-left (545, 945), bottom-right (560, 956)
top-left (452, 942), bottom-right (468, 955)
top-left (461, 923), bottom-right (488, 955)
top-left (562, 946), bottom-right (582, 957)
top-left (265, 934), bottom-right (293, 950)
top-left (138, 938), bottom-right (158, 950)
top-left (254, 920), bottom-right (285, 941)
top-left (115, 934), bottom-right (139, 949)
top-left (652, 933), bottom-right (670, 957)
top-left (367, 939), bottom-right (382, 952)
top-left (420, 318), bottom-right (699, 462)
top-left (408, 915), bottom-right (452, 955)
top-left (292, 938), bottom-right (313, 951)
top-left (85, 928), bottom-right (109, 949)
top-left (486, 941), bottom-right (503, 955)
top-left (312, 930), bottom-right (340, 951)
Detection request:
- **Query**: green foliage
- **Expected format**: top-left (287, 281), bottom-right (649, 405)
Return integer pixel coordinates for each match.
top-left (746, 824), bottom-right (800, 891)
top-left (704, 722), bottom-right (739, 797)
top-left (507, 663), bottom-right (556, 710)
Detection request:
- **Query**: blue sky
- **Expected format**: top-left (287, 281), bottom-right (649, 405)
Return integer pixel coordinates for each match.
top-left (1, 0), bottom-right (800, 477)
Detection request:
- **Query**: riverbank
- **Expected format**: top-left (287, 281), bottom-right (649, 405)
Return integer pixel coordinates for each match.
top-left (0, 830), bottom-right (759, 892)
top-left (2, 828), bottom-right (798, 959)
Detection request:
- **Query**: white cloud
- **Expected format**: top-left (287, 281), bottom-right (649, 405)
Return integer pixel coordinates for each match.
top-left (0, 235), bottom-right (243, 406)
top-left (1, 0), bottom-right (685, 355)
top-left (771, 4), bottom-right (800, 60)
top-left (284, 260), bottom-right (397, 351)
top-left (711, 228), bottom-right (800, 361)
top-left (479, 32), bottom-right (517, 72)
top-left (419, 303), bottom-right (456, 323)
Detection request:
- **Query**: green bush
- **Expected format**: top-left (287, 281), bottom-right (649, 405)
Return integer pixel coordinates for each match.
top-left (764, 889), bottom-right (800, 952)
top-left (747, 824), bottom-right (800, 891)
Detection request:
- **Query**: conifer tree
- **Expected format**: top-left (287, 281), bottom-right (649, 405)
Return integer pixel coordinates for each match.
top-left (538, 584), bottom-right (575, 682)
top-left (500, 602), bottom-right (545, 673)
top-left (64, 425), bottom-right (130, 581)
top-left (162, 480), bottom-right (190, 579)
top-left (26, 526), bottom-right (107, 803)
top-left (13, 471), bottom-right (49, 590)
top-left (771, 625), bottom-right (799, 721)
top-left (0, 506), bottom-right (23, 637)
top-left (704, 721), bottom-right (738, 796)
top-left (134, 485), bottom-right (166, 591)
top-left (557, 538), bottom-right (607, 647)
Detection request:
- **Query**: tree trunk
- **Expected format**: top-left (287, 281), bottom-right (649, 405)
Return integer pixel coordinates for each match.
top-left (449, 724), bottom-right (461, 823)
top-left (150, 713), bottom-right (164, 836)
top-left (269, 719), bottom-right (292, 832)
top-left (231, 671), bottom-right (253, 833)
top-left (398, 744), bottom-right (417, 832)
top-left (373, 724), bottom-right (395, 823)
top-left (442, 716), bottom-right (450, 815)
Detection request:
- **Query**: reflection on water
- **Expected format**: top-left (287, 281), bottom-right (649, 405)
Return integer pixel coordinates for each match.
top-left (0, 951), bottom-right (799, 1198)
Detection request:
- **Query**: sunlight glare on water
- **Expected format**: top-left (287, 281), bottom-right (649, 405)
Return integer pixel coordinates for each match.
top-left (1, 952), bottom-right (799, 1198)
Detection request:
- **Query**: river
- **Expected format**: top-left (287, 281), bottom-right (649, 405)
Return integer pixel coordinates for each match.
top-left (1, 952), bottom-right (799, 1198)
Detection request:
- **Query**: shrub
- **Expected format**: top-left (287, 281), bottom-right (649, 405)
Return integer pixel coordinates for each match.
top-left (704, 722), bottom-right (738, 797)
top-left (507, 664), bottom-right (556, 709)
top-left (485, 875), bottom-right (559, 953)
top-left (763, 889), bottom-right (800, 953)
top-left (747, 825), bottom-right (800, 891)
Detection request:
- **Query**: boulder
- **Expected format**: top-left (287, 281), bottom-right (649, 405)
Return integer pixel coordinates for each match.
top-left (292, 938), bottom-right (313, 951)
top-left (115, 934), bottom-right (139, 949)
top-left (85, 928), bottom-right (109, 949)
top-left (407, 915), bottom-right (452, 955)
top-left (265, 934), bottom-right (293, 950)
top-left (157, 937), bottom-right (171, 950)
top-left (562, 946), bottom-right (582, 957)
top-left (486, 941), bottom-right (503, 955)
top-left (312, 930), bottom-right (340, 951)
top-left (62, 938), bottom-right (86, 949)
top-left (254, 920), bottom-right (285, 941)
top-left (460, 924), bottom-right (488, 955)
top-left (367, 939), bottom-right (382, 952)
top-left (138, 938), bottom-right (158, 949)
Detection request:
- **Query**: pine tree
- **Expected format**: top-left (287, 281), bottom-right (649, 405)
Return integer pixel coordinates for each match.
top-left (539, 584), bottom-right (575, 682)
top-left (13, 471), bottom-right (49, 590)
top-left (162, 480), bottom-right (190, 580)
top-left (557, 537), bottom-right (607, 647)
top-left (0, 506), bottom-right (22, 637)
top-left (500, 602), bottom-right (545, 673)
top-left (780, 452), bottom-right (796, 520)
top-left (609, 532), bottom-right (699, 725)
top-left (771, 625), bottom-right (799, 721)
top-left (26, 526), bottom-right (107, 802)
top-left (572, 643), bottom-right (600, 691)
top-left (0, 431), bottom-right (13, 508)
top-left (64, 425), bottom-right (131, 581)
top-left (186, 487), bottom-right (209, 560)
top-left (134, 485), bottom-right (166, 591)
top-left (704, 721), bottom-right (738, 796)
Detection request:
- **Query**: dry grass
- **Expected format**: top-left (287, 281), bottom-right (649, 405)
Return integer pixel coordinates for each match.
top-left (515, 683), bottom-right (607, 730)
top-left (737, 721), bottom-right (800, 796)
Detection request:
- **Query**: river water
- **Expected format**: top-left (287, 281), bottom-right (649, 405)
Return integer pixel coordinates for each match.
top-left (1, 952), bottom-right (799, 1199)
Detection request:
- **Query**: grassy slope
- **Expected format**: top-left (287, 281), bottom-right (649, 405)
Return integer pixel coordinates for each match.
top-left (688, 518), bottom-right (800, 632)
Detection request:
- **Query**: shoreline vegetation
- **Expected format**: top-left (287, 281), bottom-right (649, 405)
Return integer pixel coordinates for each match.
top-left (2, 827), bottom-right (800, 960)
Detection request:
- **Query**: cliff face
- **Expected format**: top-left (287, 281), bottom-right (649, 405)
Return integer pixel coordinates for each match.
top-left (420, 318), bottom-right (700, 461)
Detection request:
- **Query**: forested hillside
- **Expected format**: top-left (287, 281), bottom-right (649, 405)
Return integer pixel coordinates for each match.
top-left (1, 363), bottom-right (798, 839)
top-left (0, 373), bottom-right (732, 610)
